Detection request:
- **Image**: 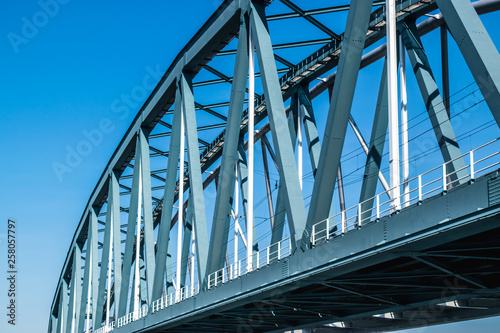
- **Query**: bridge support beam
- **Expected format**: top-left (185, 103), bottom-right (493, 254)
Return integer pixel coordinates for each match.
top-left (118, 129), bottom-right (156, 316)
top-left (237, 140), bottom-right (259, 261)
top-left (65, 245), bottom-right (80, 333)
top-left (269, 103), bottom-right (297, 250)
top-left (180, 197), bottom-right (194, 288)
top-left (78, 210), bottom-right (98, 333)
top-left (56, 279), bottom-right (68, 333)
top-left (297, 85), bottom-right (321, 175)
top-left (436, 0), bottom-right (500, 128)
top-left (270, 84), bottom-right (322, 249)
top-left (138, 129), bottom-right (156, 304)
top-left (95, 180), bottom-right (114, 327)
top-left (400, 21), bottom-right (467, 183)
top-left (359, 59), bottom-right (389, 222)
top-left (151, 82), bottom-right (184, 303)
top-left (251, 2), bottom-right (308, 251)
top-left (302, 0), bottom-right (374, 249)
top-left (110, 171), bottom-right (122, 318)
top-left (180, 73), bottom-right (210, 286)
top-left (206, 15), bottom-right (249, 277)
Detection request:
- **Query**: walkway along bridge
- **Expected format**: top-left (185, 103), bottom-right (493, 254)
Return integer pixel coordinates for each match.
top-left (49, 0), bottom-right (500, 332)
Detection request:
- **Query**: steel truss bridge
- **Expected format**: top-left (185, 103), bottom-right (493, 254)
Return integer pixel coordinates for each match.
top-left (49, 0), bottom-right (500, 332)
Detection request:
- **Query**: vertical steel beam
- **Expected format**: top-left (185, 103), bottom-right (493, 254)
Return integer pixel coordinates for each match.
top-left (302, 0), bottom-right (374, 248)
top-left (359, 60), bottom-right (389, 222)
top-left (247, 16), bottom-right (256, 273)
top-left (269, 108), bottom-right (296, 248)
top-left (387, 0), bottom-right (400, 211)
top-left (94, 181), bottom-right (114, 327)
top-left (89, 209), bottom-right (99, 331)
top-left (176, 114), bottom-right (185, 299)
top-left (251, 2), bottom-right (307, 249)
top-left (78, 218), bottom-right (93, 333)
top-left (400, 35), bottom-right (410, 207)
top-left (49, 314), bottom-right (56, 333)
top-left (237, 140), bottom-right (259, 255)
top-left (400, 22), bottom-right (467, 183)
top-left (118, 134), bottom-right (141, 317)
top-left (180, 198), bottom-right (194, 288)
top-left (139, 243), bottom-right (148, 306)
top-left (151, 83), bottom-right (183, 302)
top-left (129, 272), bottom-right (136, 313)
top-left (297, 85), bottom-right (321, 175)
top-left (436, 0), bottom-right (500, 127)
top-left (56, 280), bottom-right (68, 333)
top-left (110, 171), bottom-right (122, 319)
top-left (65, 246), bottom-right (81, 333)
top-left (441, 25), bottom-right (450, 117)
top-left (206, 15), bottom-right (249, 276)
top-left (261, 139), bottom-right (275, 229)
top-left (138, 129), bottom-right (156, 303)
top-left (180, 73), bottom-right (210, 285)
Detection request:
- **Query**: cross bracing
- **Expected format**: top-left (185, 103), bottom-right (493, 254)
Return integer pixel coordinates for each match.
top-left (48, 1), bottom-right (500, 333)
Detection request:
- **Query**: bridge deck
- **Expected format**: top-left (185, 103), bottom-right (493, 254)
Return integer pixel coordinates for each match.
top-left (117, 170), bottom-right (500, 332)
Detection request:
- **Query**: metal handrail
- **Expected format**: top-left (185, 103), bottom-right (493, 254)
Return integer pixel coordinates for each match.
top-left (151, 281), bottom-right (200, 314)
top-left (208, 238), bottom-right (292, 289)
top-left (312, 138), bottom-right (500, 246)
top-left (115, 304), bottom-right (148, 329)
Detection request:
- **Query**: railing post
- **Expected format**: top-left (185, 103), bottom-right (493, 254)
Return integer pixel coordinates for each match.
top-left (358, 203), bottom-right (362, 226)
top-left (443, 163), bottom-right (447, 192)
top-left (278, 241), bottom-right (281, 260)
top-left (267, 247), bottom-right (270, 265)
top-left (418, 175), bottom-right (422, 203)
top-left (470, 150), bottom-right (475, 181)
top-left (326, 218), bottom-right (330, 240)
top-left (376, 194), bottom-right (380, 219)
top-left (256, 251), bottom-right (260, 269)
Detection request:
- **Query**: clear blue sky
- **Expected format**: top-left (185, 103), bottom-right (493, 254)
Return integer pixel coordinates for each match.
top-left (0, 1), bottom-right (498, 332)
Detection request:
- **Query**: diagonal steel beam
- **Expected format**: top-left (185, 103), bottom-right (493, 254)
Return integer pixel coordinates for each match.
top-left (251, 2), bottom-right (307, 250)
top-left (151, 81), bottom-right (183, 302)
top-left (302, 0), bottom-right (374, 249)
top-left (412, 256), bottom-right (487, 289)
top-left (180, 73), bottom-right (210, 286)
top-left (207, 15), bottom-right (249, 277)
top-left (138, 129), bottom-right (156, 304)
top-left (279, 0), bottom-right (340, 39)
top-left (359, 59), bottom-right (390, 222)
top-left (267, 1), bottom-right (386, 21)
top-left (400, 21), bottom-right (467, 184)
top-left (117, 135), bottom-right (141, 317)
top-left (436, 0), bottom-right (500, 128)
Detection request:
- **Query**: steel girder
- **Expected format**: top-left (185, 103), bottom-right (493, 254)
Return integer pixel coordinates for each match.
top-left (358, 59), bottom-right (389, 223)
top-left (301, 0), bottom-right (374, 249)
top-left (436, 0), bottom-right (500, 128)
top-left (180, 73), bottom-right (210, 285)
top-left (151, 82), bottom-right (184, 302)
top-left (251, 1), bottom-right (307, 249)
top-left (206, 14), bottom-right (250, 276)
top-left (400, 21), bottom-right (468, 184)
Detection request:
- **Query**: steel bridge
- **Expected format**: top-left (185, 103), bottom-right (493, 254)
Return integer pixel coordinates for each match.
top-left (49, 0), bottom-right (500, 332)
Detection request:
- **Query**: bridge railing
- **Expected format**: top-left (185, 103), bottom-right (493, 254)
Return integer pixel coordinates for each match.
top-left (115, 304), bottom-right (148, 329)
top-left (151, 281), bottom-right (200, 314)
top-left (93, 321), bottom-right (115, 333)
top-left (312, 138), bottom-right (500, 246)
top-left (208, 238), bottom-right (292, 289)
